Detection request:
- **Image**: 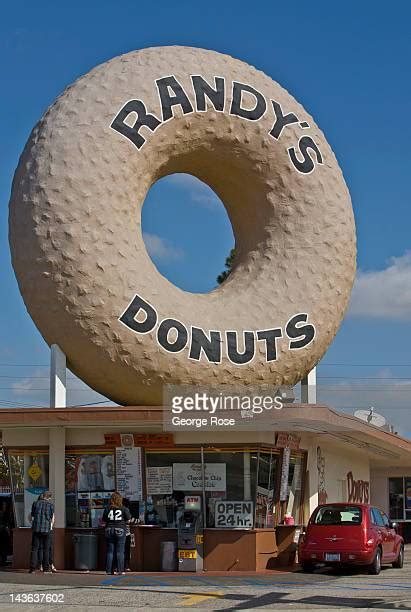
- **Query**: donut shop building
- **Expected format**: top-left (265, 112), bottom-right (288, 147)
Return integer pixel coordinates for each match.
top-left (6, 43), bottom-right (399, 573)
top-left (2, 402), bottom-right (411, 572)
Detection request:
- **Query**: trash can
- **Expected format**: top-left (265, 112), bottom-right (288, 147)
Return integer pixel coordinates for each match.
top-left (160, 541), bottom-right (177, 572)
top-left (73, 533), bottom-right (98, 571)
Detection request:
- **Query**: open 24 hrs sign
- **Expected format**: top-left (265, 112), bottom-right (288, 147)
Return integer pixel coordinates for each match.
top-left (215, 501), bottom-right (254, 528)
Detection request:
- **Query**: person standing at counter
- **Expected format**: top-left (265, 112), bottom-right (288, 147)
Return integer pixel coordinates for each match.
top-left (29, 491), bottom-right (54, 574)
top-left (102, 492), bottom-right (131, 575)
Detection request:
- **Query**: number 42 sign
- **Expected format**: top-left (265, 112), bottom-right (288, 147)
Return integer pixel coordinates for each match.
top-left (215, 501), bottom-right (254, 528)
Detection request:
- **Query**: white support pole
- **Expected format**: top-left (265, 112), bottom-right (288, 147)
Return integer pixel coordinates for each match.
top-left (243, 452), bottom-right (251, 500)
top-left (50, 344), bottom-right (66, 408)
top-left (48, 427), bottom-right (66, 528)
top-left (301, 367), bottom-right (317, 404)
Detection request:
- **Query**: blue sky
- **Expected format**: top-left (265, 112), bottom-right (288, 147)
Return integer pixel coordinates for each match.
top-left (1, 1), bottom-right (411, 433)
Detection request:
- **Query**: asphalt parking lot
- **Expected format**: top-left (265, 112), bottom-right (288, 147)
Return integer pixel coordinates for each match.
top-left (0, 548), bottom-right (410, 610)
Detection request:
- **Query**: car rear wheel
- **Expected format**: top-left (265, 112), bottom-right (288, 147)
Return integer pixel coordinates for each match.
top-left (369, 547), bottom-right (382, 575)
top-left (300, 561), bottom-right (315, 573)
top-left (392, 545), bottom-right (404, 569)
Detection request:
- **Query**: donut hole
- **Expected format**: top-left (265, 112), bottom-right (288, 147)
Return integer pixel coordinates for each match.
top-left (141, 173), bottom-right (235, 294)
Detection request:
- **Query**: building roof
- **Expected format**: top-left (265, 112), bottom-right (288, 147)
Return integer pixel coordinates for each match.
top-left (0, 403), bottom-right (410, 467)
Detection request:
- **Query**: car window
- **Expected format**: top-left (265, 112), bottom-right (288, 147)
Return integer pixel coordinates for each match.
top-left (381, 511), bottom-right (390, 527)
top-left (371, 508), bottom-right (385, 527)
top-left (313, 505), bottom-right (362, 525)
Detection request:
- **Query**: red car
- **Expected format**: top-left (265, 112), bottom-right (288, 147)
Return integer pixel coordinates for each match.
top-left (299, 503), bottom-right (404, 574)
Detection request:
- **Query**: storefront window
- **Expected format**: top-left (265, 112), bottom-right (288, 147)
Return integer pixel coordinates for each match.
top-left (60, 444), bottom-right (306, 530)
top-left (277, 452), bottom-right (304, 525)
top-left (285, 455), bottom-right (304, 523)
top-left (65, 453), bottom-right (115, 528)
top-left (389, 477), bottom-right (404, 520)
top-left (203, 450), bottom-right (257, 527)
top-left (8, 451), bottom-right (49, 527)
top-left (145, 451), bottom-right (201, 527)
top-left (255, 451), bottom-right (277, 528)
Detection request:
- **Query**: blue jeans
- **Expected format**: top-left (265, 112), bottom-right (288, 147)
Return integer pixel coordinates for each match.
top-left (30, 531), bottom-right (51, 571)
top-left (105, 527), bottom-right (126, 573)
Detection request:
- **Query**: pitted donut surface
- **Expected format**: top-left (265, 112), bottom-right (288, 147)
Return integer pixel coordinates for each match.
top-left (9, 46), bottom-right (356, 405)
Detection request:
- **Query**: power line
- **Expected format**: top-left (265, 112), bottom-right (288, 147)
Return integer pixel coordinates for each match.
top-left (319, 376), bottom-right (411, 380)
top-left (321, 363), bottom-right (411, 367)
top-left (0, 388), bottom-right (94, 391)
top-left (0, 376), bottom-right (77, 380)
top-left (0, 364), bottom-right (49, 368)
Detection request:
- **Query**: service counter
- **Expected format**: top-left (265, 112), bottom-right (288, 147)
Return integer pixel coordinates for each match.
top-left (13, 524), bottom-right (302, 571)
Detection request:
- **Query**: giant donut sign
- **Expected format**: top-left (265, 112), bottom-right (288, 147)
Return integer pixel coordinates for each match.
top-left (9, 46), bottom-right (356, 406)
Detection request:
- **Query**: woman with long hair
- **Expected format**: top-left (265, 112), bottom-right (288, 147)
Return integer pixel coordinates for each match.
top-left (102, 492), bottom-right (131, 575)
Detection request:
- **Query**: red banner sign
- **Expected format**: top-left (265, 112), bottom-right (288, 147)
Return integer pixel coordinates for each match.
top-left (104, 433), bottom-right (174, 447)
top-left (276, 432), bottom-right (300, 450)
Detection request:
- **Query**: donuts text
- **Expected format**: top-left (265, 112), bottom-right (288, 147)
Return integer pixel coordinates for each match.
top-left (119, 293), bottom-right (316, 365)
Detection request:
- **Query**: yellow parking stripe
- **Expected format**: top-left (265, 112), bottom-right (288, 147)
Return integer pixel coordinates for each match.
top-left (180, 591), bottom-right (224, 606)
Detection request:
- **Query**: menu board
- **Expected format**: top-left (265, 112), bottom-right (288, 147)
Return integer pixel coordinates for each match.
top-left (115, 447), bottom-right (143, 501)
top-left (146, 466), bottom-right (173, 495)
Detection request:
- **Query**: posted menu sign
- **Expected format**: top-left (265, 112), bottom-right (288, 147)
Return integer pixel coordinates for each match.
top-left (146, 466), bottom-right (173, 495)
top-left (116, 446), bottom-right (143, 501)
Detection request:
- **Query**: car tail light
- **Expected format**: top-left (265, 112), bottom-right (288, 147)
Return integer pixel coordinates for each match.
top-left (366, 537), bottom-right (374, 546)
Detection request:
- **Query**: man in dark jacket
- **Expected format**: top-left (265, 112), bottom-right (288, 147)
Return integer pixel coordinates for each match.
top-left (29, 491), bottom-right (54, 574)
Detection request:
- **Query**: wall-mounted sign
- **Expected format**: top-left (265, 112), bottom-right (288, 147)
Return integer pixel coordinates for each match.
top-left (27, 463), bottom-right (42, 482)
top-left (173, 463), bottom-right (226, 491)
top-left (116, 447), bottom-right (143, 501)
top-left (9, 46), bottom-right (356, 407)
top-left (317, 446), bottom-right (327, 505)
top-left (347, 471), bottom-right (369, 504)
top-left (279, 446), bottom-right (291, 501)
top-left (215, 501), bottom-right (254, 528)
top-left (134, 433), bottom-right (174, 447)
top-left (146, 466), bottom-right (173, 495)
top-left (104, 433), bottom-right (174, 447)
top-left (120, 433), bottom-right (134, 448)
top-left (276, 433), bottom-right (300, 451)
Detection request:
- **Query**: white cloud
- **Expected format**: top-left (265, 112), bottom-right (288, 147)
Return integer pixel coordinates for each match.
top-left (11, 369), bottom-right (48, 397)
top-left (10, 369), bottom-right (114, 408)
top-left (167, 173), bottom-right (221, 209)
top-left (143, 233), bottom-right (184, 262)
top-left (315, 369), bottom-right (410, 436)
top-left (349, 252), bottom-right (411, 320)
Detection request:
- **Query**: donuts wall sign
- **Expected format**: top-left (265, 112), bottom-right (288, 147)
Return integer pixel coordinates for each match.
top-left (9, 46), bottom-right (356, 406)
top-left (119, 294), bottom-right (315, 365)
top-left (111, 76), bottom-right (323, 175)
